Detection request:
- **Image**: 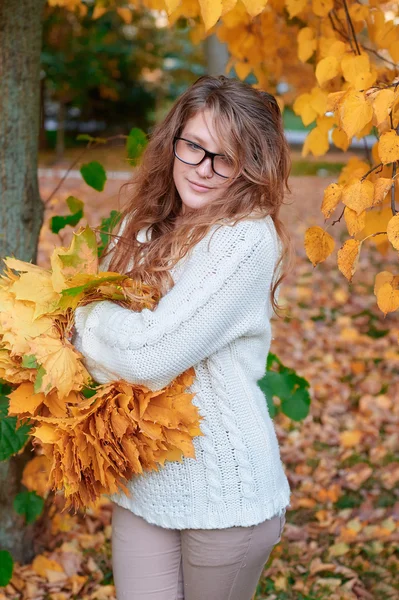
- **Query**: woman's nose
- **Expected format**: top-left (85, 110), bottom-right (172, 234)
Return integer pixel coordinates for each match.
top-left (195, 157), bottom-right (213, 178)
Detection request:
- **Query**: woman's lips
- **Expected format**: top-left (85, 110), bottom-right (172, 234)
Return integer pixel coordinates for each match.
top-left (188, 180), bottom-right (213, 192)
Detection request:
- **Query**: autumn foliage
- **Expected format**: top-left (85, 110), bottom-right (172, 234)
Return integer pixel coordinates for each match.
top-left (0, 227), bottom-right (203, 510)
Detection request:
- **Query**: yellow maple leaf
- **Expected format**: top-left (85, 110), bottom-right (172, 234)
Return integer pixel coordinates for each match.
top-left (0, 301), bottom-right (54, 356)
top-left (8, 382), bottom-right (46, 417)
top-left (10, 271), bottom-right (60, 320)
top-left (28, 336), bottom-right (90, 398)
top-left (51, 226), bottom-right (98, 293)
top-left (304, 226), bottom-right (335, 267)
top-left (22, 455), bottom-right (51, 496)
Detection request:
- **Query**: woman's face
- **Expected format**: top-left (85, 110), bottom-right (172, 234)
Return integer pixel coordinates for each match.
top-left (173, 109), bottom-right (232, 215)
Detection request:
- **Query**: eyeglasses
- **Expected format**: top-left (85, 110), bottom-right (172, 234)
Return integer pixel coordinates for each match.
top-left (173, 136), bottom-right (234, 178)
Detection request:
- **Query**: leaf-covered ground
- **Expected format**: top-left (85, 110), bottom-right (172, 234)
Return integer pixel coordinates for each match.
top-left (3, 165), bottom-right (398, 600)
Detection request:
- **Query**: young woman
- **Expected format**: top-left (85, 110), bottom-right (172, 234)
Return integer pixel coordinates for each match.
top-left (73, 74), bottom-right (293, 600)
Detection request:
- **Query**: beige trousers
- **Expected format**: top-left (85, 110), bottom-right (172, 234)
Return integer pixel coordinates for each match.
top-left (111, 502), bottom-right (286, 600)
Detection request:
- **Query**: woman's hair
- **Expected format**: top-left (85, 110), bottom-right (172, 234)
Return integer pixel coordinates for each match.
top-left (103, 74), bottom-right (294, 316)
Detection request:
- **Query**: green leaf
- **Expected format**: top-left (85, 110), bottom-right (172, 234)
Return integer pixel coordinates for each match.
top-left (97, 210), bottom-right (122, 257)
top-left (33, 365), bottom-right (46, 394)
top-left (0, 416), bottom-right (31, 461)
top-left (80, 161), bottom-right (107, 191)
top-left (126, 127), bottom-right (147, 165)
top-left (66, 196), bottom-right (84, 214)
top-left (0, 550), bottom-right (13, 586)
top-left (258, 353), bottom-right (311, 422)
top-left (76, 134), bottom-right (107, 144)
top-left (13, 491), bottom-right (44, 524)
top-left (0, 395), bottom-right (10, 418)
top-left (21, 354), bottom-right (38, 369)
top-left (50, 196), bottom-right (85, 234)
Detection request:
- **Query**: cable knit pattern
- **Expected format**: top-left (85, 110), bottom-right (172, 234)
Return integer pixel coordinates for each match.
top-left (73, 215), bottom-right (291, 529)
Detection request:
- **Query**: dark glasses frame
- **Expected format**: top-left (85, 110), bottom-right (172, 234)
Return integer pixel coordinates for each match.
top-left (173, 136), bottom-right (230, 179)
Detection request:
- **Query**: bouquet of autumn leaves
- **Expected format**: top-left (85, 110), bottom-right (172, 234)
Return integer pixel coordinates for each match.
top-left (0, 226), bottom-right (204, 511)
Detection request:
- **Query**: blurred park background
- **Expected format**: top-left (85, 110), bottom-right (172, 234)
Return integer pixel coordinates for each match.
top-left (1, 1), bottom-right (399, 600)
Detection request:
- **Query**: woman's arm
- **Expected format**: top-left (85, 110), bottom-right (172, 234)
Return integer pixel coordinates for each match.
top-left (73, 220), bottom-right (277, 391)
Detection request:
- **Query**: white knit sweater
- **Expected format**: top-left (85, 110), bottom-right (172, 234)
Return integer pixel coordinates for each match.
top-left (73, 215), bottom-right (291, 529)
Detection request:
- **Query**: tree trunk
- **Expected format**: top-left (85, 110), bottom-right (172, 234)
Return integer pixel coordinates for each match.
top-left (0, 0), bottom-right (46, 264)
top-left (0, 0), bottom-right (46, 562)
top-left (204, 34), bottom-right (229, 77)
top-left (56, 99), bottom-right (66, 163)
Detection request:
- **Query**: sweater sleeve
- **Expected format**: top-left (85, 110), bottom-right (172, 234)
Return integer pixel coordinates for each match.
top-left (73, 220), bottom-right (277, 391)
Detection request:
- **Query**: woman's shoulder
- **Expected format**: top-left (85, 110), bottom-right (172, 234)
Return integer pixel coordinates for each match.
top-left (202, 214), bottom-right (277, 255)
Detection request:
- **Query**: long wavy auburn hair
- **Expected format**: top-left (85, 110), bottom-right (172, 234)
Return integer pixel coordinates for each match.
top-left (103, 74), bottom-right (294, 316)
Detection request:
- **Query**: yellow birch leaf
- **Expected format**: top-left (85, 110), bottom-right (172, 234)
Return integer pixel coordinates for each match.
top-left (199, 0), bottom-right (223, 30)
top-left (378, 130), bottom-right (399, 165)
top-left (302, 126), bottom-right (329, 157)
top-left (315, 56), bottom-right (340, 87)
top-left (325, 40), bottom-right (347, 60)
top-left (344, 207), bottom-right (367, 236)
top-left (387, 214), bottom-right (399, 250)
top-left (312, 0), bottom-right (333, 18)
top-left (337, 239), bottom-right (362, 282)
top-left (22, 455), bottom-right (51, 496)
top-left (285, 0), bottom-right (307, 19)
top-left (326, 90), bottom-right (346, 113)
top-left (241, 0), bottom-right (268, 17)
top-left (8, 382), bottom-right (45, 416)
top-left (293, 93), bottom-right (317, 126)
top-left (370, 88), bottom-right (395, 126)
top-left (164, 0), bottom-right (181, 13)
top-left (309, 87), bottom-right (328, 116)
top-left (116, 7), bottom-right (133, 23)
top-left (373, 178), bottom-right (393, 206)
top-left (321, 183), bottom-right (343, 219)
top-left (341, 179), bottom-right (374, 215)
top-left (377, 282), bottom-right (399, 316)
top-left (374, 271), bottom-right (394, 296)
top-left (297, 28), bottom-right (317, 63)
top-left (332, 127), bottom-right (350, 151)
top-left (354, 71), bottom-right (376, 92)
top-left (305, 226), bottom-right (335, 267)
top-left (235, 61), bottom-right (252, 80)
top-left (338, 157), bottom-right (369, 185)
top-left (389, 40), bottom-right (399, 62)
top-left (221, 0), bottom-right (237, 15)
top-left (341, 53), bottom-right (370, 85)
top-left (329, 542), bottom-right (350, 557)
top-left (338, 90), bottom-right (373, 139)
